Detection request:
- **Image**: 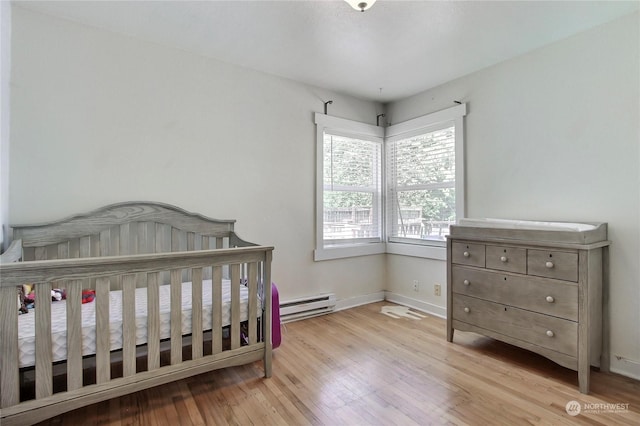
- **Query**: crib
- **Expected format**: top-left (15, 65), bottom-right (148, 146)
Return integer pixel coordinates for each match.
top-left (0, 202), bottom-right (273, 426)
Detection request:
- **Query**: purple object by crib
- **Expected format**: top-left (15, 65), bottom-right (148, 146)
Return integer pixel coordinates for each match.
top-left (272, 283), bottom-right (281, 349)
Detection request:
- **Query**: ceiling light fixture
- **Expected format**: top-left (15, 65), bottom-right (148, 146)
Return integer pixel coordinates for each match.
top-left (345, 0), bottom-right (376, 12)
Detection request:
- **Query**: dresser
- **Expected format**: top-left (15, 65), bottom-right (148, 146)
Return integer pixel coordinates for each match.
top-left (446, 219), bottom-right (610, 393)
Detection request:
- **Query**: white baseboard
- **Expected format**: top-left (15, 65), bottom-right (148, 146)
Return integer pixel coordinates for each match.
top-left (609, 355), bottom-right (640, 381)
top-left (383, 291), bottom-right (446, 319)
top-left (334, 291), bottom-right (385, 312)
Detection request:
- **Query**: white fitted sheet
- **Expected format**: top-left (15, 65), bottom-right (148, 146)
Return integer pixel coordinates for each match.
top-left (17, 279), bottom-right (259, 368)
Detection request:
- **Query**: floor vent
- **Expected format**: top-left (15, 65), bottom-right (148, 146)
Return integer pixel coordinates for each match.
top-left (279, 293), bottom-right (336, 323)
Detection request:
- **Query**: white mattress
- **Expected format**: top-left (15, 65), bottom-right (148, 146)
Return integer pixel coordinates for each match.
top-left (17, 279), bottom-right (259, 368)
top-left (457, 218), bottom-right (596, 232)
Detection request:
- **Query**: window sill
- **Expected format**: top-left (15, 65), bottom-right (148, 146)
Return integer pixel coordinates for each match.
top-left (314, 242), bottom-right (386, 261)
top-left (385, 242), bottom-right (446, 260)
top-left (313, 241), bottom-right (446, 261)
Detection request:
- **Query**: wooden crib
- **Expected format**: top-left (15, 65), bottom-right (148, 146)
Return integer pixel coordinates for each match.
top-left (0, 202), bottom-right (273, 426)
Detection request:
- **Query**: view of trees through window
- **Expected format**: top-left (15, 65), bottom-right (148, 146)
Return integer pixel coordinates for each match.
top-left (322, 126), bottom-right (456, 242)
top-left (390, 126), bottom-right (456, 240)
top-left (323, 134), bottom-right (381, 241)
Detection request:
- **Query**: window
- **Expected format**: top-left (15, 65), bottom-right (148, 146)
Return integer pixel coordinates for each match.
top-left (314, 104), bottom-right (466, 260)
top-left (388, 124), bottom-right (456, 241)
top-left (315, 113), bottom-right (385, 261)
top-left (386, 104), bottom-right (466, 249)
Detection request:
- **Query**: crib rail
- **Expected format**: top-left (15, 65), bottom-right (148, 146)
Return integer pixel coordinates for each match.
top-left (0, 246), bottom-right (273, 426)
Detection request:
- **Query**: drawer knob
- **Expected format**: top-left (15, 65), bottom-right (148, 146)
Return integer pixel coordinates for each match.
top-left (545, 261), bottom-right (554, 269)
top-left (546, 296), bottom-right (555, 303)
top-left (500, 256), bottom-right (508, 262)
top-left (546, 330), bottom-right (555, 337)
top-left (463, 279), bottom-right (470, 286)
top-left (463, 251), bottom-right (470, 258)
top-left (463, 307), bottom-right (470, 313)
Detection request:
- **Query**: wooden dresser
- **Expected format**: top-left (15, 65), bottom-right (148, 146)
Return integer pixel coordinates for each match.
top-left (446, 220), bottom-right (610, 393)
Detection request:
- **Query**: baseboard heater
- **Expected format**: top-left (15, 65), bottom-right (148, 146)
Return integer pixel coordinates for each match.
top-left (279, 293), bottom-right (336, 323)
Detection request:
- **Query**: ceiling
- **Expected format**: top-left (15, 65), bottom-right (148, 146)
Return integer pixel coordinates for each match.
top-left (14, 0), bottom-right (640, 103)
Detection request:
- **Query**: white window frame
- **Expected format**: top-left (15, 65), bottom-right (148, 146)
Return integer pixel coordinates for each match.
top-left (385, 104), bottom-right (466, 259)
top-left (314, 113), bottom-right (385, 261)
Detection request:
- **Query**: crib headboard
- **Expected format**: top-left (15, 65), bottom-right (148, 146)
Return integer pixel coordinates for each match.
top-left (11, 202), bottom-right (251, 262)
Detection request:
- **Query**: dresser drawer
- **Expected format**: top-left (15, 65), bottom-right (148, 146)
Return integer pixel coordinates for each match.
top-left (451, 242), bottom-right (485, 267)
top-left (486, 245), bottom-right (527, 273)
top-left (451, 266), bottom-right (578, 320)
top-left (528, 249), bottom-right (578, 282)
top-left (452, 295), bottom-right (577, 356)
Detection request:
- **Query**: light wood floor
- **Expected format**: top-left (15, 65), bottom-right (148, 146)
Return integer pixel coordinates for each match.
top-left (38, 302), bottom-right (640, 425)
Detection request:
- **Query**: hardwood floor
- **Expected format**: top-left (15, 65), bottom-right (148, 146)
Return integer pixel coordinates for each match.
top-left (37, 302), bottom-right (640, 425)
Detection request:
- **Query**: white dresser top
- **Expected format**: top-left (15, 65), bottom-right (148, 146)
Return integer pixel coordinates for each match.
top-left (450, 218), bottom-right (608, 246)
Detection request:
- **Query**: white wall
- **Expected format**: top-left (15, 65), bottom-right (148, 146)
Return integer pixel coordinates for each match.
top-left (385, 12), bottom-right (640, 379)
top-left (0, 1), bottom-right (10, 250)
top-left (9, 6), bottom-right (386, 305)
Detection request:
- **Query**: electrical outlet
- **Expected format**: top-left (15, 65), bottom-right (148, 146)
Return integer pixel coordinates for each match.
top-left (413, 280), bottom-right (419, 292)
top-left (434, 284), bottom-right (442, 296)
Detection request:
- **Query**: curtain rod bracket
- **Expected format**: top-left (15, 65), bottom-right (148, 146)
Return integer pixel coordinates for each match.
top-left (377, 114), bottom-right (385, 127)
top-left (324, 101), bottom-right (333, 115)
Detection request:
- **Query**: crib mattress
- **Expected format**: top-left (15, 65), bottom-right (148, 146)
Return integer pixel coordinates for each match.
top-left (17, 279), bottom-right (258, 368)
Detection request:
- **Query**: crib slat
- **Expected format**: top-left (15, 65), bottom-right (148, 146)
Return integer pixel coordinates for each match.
top-left (212, 266), bottom-right (223, 354)
top-left (23, 246), bottom-right (35, 261)
top-left (173, 228), bottom-right (189, 281)
top-left (57, 242), bottom-right (69, 259)
top-left (155, 223), bottom-right (169, 253)
top-left (0, 286), bottom-right (19, 407)
top-left (147, 272), bottom-right (160, 370)
top-left (120, 222), bottom-right (138, 255)
top-left (66, 280), bottom-right (83, 391)
top-left (201, 237), bottom-right (211, 280)
top-left (171, 228), bottom-right (182, 252)
top-left (248, 262), bottom-right (258, 345)
top-left (90, 234), bottom-right (100, 256)
top-left (81, 236), bottom-right (99, 290)
top-left (68, 238), bottom-right (79, 259)
top-left (99, 229), bottom-right (110, 256)
top-left (156, 224), bottom-right (170, 285)
top-left (79, 236), bottom-right (91, 257)
top-left (35, 282), bottom-right (53, 399)
top-left (111, 227), bottom-right (122, 290)
top-left (35, 246), bottom-right (46, 260)
top-left (120, 223), bottom-right (130, 254)
top-left (122, 274), bottom-right (136, 377)
top-left (230, 264), bottom-right (240, 350)
top-left (95, 277), bottom-right (111, 384)
top-left (185, 232), bottom-right (196, 282)
top-left (264, 252), bottom-right (273, 378)
top-left (138, 222), bottom-right (156, 254)
top-left (46, 244), bottom-right (57, 260)
top-left (170, 269), bottom-right (182, 365)
top-left (191, 268), bottom-right (203, 359)
top-left (110, 226), bottom-right (120, 256)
